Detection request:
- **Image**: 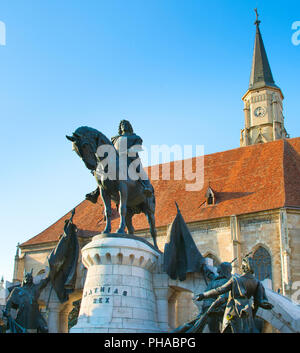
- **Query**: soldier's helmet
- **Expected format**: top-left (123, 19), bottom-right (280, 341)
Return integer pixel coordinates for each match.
top-left (23, 269), bottom-right (33, 285)
top-left (241, 256), bottom-right (255, 274)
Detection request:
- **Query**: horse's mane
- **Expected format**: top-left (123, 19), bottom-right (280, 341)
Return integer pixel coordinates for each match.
top-left (74, 126), bottom-right (113, 147)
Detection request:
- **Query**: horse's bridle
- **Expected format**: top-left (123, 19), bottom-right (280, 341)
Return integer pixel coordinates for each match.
top-left (74, 136), bottom-right (98, 171)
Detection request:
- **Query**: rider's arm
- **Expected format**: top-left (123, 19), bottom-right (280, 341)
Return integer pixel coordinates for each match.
top-left (196, 278), bottom-right (233, 301)
top-left (205, 278), bottom-right (233, 297)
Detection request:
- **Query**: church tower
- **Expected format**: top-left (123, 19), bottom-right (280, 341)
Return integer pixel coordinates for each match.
top-left (240, 10), bottom-right (289, 147)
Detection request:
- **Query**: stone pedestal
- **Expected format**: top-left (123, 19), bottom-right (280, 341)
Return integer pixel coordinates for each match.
top-left (70, 234), bottom-right (162, 333)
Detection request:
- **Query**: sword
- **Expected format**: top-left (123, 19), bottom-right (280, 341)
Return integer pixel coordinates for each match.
top-left (231, 251), bottom-right (253, 264)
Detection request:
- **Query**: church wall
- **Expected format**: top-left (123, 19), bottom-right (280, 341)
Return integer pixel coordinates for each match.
top-left (17, 246), bottom-right (54, 282)
top-left (189, 219), bottom-right (232, 263)
top-left (286, 211), bottom-right (300, 300)
top-left (25, 250), bottom-right (52, 274)
top-left (238, 212), bottom-right (282, 292)
top-left (14, 255), bottom-right (25, 283)
top-left (175, 291), bottom-right (198, 326)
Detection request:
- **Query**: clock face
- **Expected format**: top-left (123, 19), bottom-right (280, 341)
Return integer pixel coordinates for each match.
top-left (254, 106), bottom-right (266, 118)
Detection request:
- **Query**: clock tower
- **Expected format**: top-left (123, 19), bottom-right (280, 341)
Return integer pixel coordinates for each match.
top-left (240, 10), bottom-right (289, 147)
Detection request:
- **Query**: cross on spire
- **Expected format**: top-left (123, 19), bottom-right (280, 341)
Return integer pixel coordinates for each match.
top-left (254, 8), bottom-right (261, 26)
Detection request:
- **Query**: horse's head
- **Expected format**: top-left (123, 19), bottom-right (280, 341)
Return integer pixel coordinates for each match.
top-left (66, 127), bottom-right (99, 171)
top-left (66, 126), bottom-right (113, 171)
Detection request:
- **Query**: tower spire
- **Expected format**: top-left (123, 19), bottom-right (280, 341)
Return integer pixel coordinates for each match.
top-left (240, 9), bottom-right (288, 147)
top-left (249, 9), bottom-right (277, 90)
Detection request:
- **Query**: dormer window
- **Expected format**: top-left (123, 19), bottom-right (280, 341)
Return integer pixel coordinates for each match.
top-left (205, 186), bottom-right (215, 206)
top-left (207, 194), bottom-right (213, 205)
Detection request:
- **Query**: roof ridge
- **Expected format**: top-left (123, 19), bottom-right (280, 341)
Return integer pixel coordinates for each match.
top-left (145, 138), bottom-right (287, 172)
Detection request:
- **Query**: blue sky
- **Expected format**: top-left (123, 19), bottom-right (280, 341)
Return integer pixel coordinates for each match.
top-left (0, 0), bottom-right (299, 282)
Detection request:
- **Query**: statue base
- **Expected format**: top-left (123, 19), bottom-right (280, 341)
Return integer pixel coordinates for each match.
top-left (70, 233), bottom-right (163, 333)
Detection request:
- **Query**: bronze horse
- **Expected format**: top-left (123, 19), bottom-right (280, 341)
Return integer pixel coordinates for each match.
top-left (66, 126), bottom-right (158, 249)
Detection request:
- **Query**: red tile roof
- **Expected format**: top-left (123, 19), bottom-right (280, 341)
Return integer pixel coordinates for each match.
top-left (283, 139), bottom-right (300, 208)
top-left (21, 138), bottom-right (300, 247)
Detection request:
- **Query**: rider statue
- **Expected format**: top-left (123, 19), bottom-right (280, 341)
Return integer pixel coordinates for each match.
top-left (111, 120), bottom-right (152, 196)
top-left (86, 120), bottom-right (152, 203)
top-left (3, 269), bottom-right (50, 333)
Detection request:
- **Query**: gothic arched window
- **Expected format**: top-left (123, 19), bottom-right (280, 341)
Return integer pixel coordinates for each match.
top-left (252, 247), bottom-right (272, 282)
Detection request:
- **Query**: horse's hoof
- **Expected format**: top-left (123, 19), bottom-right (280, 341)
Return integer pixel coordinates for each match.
top-left (117, 228), bottom-right (126, 234)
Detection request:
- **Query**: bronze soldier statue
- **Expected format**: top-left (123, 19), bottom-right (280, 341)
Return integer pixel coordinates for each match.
top-left (195, 255), bottom-right (273, 333)
top-left (85, 120), bottom-right (152, 203)
top-left (171, 261), bottom-right (232, 333)
top-left (3, 270), bottom-right (50, 333)
top-left (201, 262), bottom-right (232, 332)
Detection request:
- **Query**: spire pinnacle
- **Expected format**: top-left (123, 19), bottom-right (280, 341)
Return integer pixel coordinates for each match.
top-left (254, 8), bottom-right (261, 26)
top-left (249, 9), bottom-right (278, 90)
top-left (15, 242), bottom-right (20, 257)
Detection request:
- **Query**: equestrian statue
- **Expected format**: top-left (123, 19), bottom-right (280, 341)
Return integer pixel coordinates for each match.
top-left (66, 120), bottom-right (158, 249)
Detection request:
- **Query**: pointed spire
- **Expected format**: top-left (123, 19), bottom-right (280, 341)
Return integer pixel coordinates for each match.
top-left (15, 242), bottom-right (20, 258)
top-left (249, 9), bottom-right (278, 90)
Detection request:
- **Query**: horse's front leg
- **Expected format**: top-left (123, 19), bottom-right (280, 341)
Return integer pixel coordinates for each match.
top-left (100, 187), bottom-right (112, 233)
top-left (146, 211), bottom-right (158, 250)
top-left (125, 210), bottom-right (135, 235)
top-left (117, 183), bottom-right (128, 234)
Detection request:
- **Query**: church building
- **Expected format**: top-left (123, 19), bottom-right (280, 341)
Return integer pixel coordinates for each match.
top-left (12, 14), bottom-right (300, 333)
